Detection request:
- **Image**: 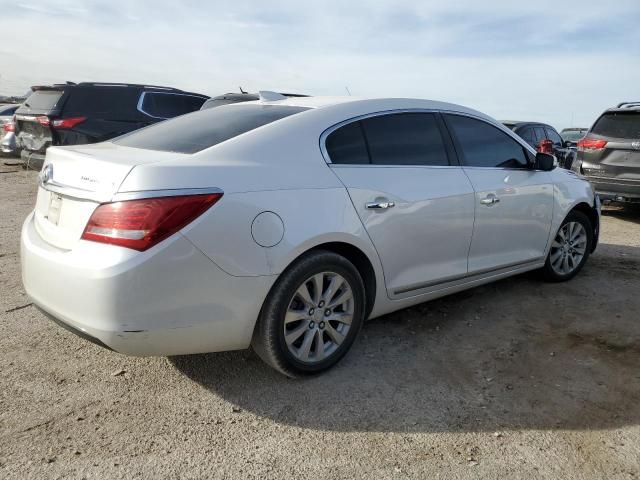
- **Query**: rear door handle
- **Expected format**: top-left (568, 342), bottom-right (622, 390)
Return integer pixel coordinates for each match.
top-left (480, 195), bottom-right (500, 206)
top-left (366, 201), bottom-right (395, 210)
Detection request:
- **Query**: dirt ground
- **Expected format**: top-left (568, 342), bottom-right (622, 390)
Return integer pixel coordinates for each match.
top-left (1, 165), bottom-right (639, 479)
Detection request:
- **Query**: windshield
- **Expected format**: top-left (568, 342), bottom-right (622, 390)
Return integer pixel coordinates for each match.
top-left (115, 103), bottom-right (310, 153)
top-left (591, 112), bottom-right (640, 139)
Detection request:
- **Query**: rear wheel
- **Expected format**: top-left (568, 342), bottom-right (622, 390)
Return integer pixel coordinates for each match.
top-left (252, 250), bottom-right (366, 377)
top-left (541, 210), bottom-right (593, 282)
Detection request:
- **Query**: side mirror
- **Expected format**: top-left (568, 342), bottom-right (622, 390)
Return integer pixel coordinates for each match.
top-left (535, 152), bottom-right (556, 171)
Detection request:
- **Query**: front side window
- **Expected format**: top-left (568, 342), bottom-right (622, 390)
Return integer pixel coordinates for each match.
top-left (115, 103), bottom-right (309, 154)
top-left (545, 128), bottom-right (563, 146)
top-left (445, 114), bottom-right (528, 169)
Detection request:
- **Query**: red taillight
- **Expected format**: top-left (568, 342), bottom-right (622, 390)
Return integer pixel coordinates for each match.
top-left (51, 116), bottom-right (87, 129)
top-left (3, 122), bottom-right (14, 133)
top-left (36, 116), bottom-right (50, 127)
top-left (577, 138), bottom-right (608, 150)
top-left (538, 139), bottom-right (554, 154)
top-left (81, 193), bottom-right (223, 251)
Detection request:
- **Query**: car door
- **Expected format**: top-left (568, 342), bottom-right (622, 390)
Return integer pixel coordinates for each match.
top-left (443, 114), bottom-right (554, 273)
top-left (324, 111), bottom-right (476, 298)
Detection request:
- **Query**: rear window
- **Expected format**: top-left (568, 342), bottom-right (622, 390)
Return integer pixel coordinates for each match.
top-left (115, 104), bottom-right (309, 153)
top-left (140, 92), bottom-right (207, 119)
top-left (591, 112), bottom-right (640, 139)
top-left (23, 90), bottom-right (64, 110)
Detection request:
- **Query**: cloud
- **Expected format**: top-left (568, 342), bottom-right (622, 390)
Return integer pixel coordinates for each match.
top-left (0, 0), bottom-right (638, 127)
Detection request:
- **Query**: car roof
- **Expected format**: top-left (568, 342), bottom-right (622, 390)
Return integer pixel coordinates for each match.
top-left (30, 82), bottom-right (207, 97)
top-left (241, 96), bottom-right (494, 120)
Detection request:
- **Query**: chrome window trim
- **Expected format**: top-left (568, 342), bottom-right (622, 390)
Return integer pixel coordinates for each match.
top-left (136, 91), bottom-right (207, 120)
top-left (112, 187), bottom-right (223, 202)
top-left (319, 108), bottom-right (537, 167)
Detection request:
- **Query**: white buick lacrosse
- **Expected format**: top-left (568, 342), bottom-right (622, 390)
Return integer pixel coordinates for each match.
top-left (21, 94), bottom-right (600, 376)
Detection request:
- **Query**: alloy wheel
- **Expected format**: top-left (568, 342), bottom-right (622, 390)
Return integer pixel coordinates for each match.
top-left (283, 272), bottom-right (354, 363)
top-left (549, 221), bottom-right (587, 275)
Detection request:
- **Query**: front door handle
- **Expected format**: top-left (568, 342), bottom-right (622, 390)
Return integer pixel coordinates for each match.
top-left (480, 195), bottom-right (500, 206)
top-left (366, 201), bottom-right (395, 210)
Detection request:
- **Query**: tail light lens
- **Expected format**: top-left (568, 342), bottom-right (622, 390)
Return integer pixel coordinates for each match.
top-left (36, 116), bottom-right (50, 127)
top-left (52, 116), bottom-right (87, 129)
top-left (3, 122), bottom-right (14, 133)
top-left (81, 193), bottom-right (223, 251)
top-left (538, 139), bottom-right (554, 154)
top-left (577, 138), bottom-right (608, 150)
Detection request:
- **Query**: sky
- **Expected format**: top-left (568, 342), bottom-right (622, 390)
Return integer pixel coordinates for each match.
top-left (0, 0), bottom-right (639, 128)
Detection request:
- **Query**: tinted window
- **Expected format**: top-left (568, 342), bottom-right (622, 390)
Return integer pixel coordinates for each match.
top-left (325, 121), bottom-right (369, 164)
top-left (591, 112), bottom-right (640, 138)
top-left (0, 105), bottom-right (17, 116)
top-left (361, 113), bottom-right (449, 166)
top-left (63, 87), bottom-right (140, 117)
top-left (561, 130), bottom-right (587, 142)
top-left (115, 104), bottom-right (309, 154)
top-left (517, 127), bottom-right (537, 147)
top-left (141, 93), bottom-right (207, 119)
top-left (533, 127), bottom-right (547, 145)
top-left (545, 127), bottom-right (563, 146)
top-left (446, 115), bottom-right (528, 168)
top-left (23, 90), bottom-right (64, 110)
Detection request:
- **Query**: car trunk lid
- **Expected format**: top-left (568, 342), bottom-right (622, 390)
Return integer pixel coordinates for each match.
top-left (34, 143), bottom-right (189, 250)
top-left (15, 88), bottom-right (65, 153)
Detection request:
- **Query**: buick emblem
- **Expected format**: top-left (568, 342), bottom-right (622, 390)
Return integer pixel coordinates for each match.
top-left (632, 141), bottom-right (640, 150)
top-left (40, 163), bottom-right (53, 184)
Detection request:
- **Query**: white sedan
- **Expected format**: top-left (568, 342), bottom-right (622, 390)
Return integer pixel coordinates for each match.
top-left (21, 94), bottom-right (600, 377)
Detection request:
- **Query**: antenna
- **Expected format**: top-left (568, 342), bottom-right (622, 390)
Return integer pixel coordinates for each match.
top-left (239, 86), bottom-right (247, 94)
top-left (345, 86), bottom-right (352, 96)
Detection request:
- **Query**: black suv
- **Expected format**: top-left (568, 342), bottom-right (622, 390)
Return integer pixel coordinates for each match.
top-left (573, 102), bottom-right (640, 203)
top-left (15, 82), bottom-right (208, 167)
top-left (502, 121), bottom-right (574, 168)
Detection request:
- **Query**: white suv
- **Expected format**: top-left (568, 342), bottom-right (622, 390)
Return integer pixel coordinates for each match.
top-left (21, 95), bottom-right (600, 377)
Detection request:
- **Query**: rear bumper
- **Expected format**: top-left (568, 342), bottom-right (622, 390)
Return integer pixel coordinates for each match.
top-left (21, 212), bottom-right (274, 356)
top-left (585, 177), bottom-right (640, 203)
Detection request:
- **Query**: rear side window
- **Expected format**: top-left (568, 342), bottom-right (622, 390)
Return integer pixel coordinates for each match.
top-left (591, 112), bottom-right (640, 139)
top-left (140, 92), bottom-right (207, 119)
top-left (446, 114), bottom-right (528, 169)
top-left (533, 127), bottom-right (547, 145)
top-left (23, 90), bottom-right (64, 110)
top-left (63, 87), bottom-right (140, 118)
top-left (518, 127), bottom-right (537, 147)
top-left (325, 121), bottom-right (369, 164)
top-left (362, 113), bottom-right (449, 166)
top-left (115, 104), bottom-right (309, 154)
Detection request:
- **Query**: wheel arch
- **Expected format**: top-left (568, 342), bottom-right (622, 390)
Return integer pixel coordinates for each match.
top-left (570, 201), bottom-right (599, 252)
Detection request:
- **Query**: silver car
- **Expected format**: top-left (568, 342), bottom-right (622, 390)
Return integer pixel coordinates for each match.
top-left (0, 104), bottom-right (19, 156)
top-left (21, 95), bottom-right (600, 377)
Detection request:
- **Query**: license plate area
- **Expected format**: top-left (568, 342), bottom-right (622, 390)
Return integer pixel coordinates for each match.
top-left (47, 193), bottom-right (63, 225)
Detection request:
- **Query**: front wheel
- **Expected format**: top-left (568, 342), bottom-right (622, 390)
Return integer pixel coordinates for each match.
top-left (252, 250), bottom-right (366, 378)
top-left (541, 210), bottom-right (593, 282)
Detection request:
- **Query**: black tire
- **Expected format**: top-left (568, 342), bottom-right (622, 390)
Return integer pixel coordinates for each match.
top-left (541, 210), bottom-right (593, 282)
top-left (251, 250), bottom-right (366, 378)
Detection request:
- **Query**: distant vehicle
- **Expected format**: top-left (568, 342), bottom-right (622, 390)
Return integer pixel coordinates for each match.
top-left (560, 128), bottom-right (589, 146)
top-left (502, 121), bottom-right (574, 169)
top-left (573, 102), bottom-right (640, 203)
top-left (201, 91), bottom-right (309, 110)
top-left (0, 104), bottom-right (19, 157)
top-left (15, 82), bottom-right (208, 167)
top-left (22, 95), bottom-right (599, 377)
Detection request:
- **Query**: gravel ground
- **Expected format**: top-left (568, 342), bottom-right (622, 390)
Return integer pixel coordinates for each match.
top-left (1, 165), bottom-right (639, 479)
